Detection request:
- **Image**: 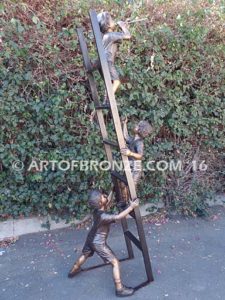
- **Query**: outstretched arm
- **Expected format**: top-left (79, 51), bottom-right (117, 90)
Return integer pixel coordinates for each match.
top-left (122, 116), bottom-right (131, 143)
top-left (106, 189), bottom-right (114, 209)
top-left (108, 22), bottom-right (131, 43)
top-left (114, 199), bottom-right (139, 220)
top-left (117, 21), bottom-right (131, 40)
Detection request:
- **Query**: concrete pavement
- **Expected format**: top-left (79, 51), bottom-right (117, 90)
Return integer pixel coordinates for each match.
top-left (0, 206), bottom-right (225, 300)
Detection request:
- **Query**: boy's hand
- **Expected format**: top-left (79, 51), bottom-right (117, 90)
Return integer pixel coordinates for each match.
top-left (121, 148), bottom-right (132, 156)
top-left (130, 198), bottom-right (139, 208)
top-left (121, 116), bottom-right (128, 124)
top-left (116, 198), bottom-right (139, 220)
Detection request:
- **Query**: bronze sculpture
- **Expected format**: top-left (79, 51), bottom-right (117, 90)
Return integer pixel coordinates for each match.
top-left (74, 9), bottom-right (154, 295)
top-left (68, 189), bottom-right (139, 297)
top-left (97, 12), bottom-right (131, 102)
top-left (119, 117), bottom-right (153, 207)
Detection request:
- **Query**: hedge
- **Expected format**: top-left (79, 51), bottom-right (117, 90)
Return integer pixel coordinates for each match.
top-left (0, 0), bottom-right (224, 220)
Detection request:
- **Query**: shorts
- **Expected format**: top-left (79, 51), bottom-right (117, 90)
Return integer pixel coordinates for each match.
top-left (82, 242), bottom-right (117, 264)
top-left (82, 242), bottom-right (94, 257)
top-left (132, 170), bottom-right (142, 186)
top-left (108, 62), bottom-right (119, 81)
top-left (93, 243), bottom-right (117, 263)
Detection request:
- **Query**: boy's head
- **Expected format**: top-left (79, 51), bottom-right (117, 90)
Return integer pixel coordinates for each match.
top-left (88, 189), bottom-right (108, 209)
top-left (97, 11), bottom-right (115, 33)
top-left (134, 121), bottom-right (153, 138)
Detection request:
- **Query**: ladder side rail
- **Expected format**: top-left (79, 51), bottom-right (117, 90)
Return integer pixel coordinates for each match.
top-left (87, 14), bottom-right (154, 282)
top-left (89, 10), bottom-right (137, 200)
top-left (77, 28), bottom-right (113, 163)
top-left (133, 207), bottom-right (154, 282)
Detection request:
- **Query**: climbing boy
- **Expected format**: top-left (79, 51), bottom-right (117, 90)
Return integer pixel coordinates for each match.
top-left (68, 189), bottom-right (139, 297)
top-left (97, 12), bottom-right (131, 102)
top-left (120, 117), bottom-right (153, 206)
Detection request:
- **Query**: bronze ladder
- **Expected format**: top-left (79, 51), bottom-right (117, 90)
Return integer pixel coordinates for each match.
top-left (76, 9), bottom-right (154, 290)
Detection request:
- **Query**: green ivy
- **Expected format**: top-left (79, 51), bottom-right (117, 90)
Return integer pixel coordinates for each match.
top-left (0, 0), bottom-right (224, 220)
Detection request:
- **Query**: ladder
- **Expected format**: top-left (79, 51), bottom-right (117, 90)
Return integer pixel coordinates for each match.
top-left (76, 9), bottom-right (154, 290)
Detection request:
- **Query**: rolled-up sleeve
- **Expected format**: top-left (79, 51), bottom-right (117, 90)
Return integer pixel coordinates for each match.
top-left (101, 212), bottom-right (116, 224)
top-left (107, 32), bottom-right (128, 43)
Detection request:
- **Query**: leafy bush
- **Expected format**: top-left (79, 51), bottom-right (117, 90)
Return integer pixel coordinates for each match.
top-left (0, 0), bottom-right (224, 219)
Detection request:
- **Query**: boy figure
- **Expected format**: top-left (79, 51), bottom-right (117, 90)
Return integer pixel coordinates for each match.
top-left (68, 189), bottom-right (139, 297)
top-left (120, 117), bottom-right (153, 206)
top-left (97, 12), bottom-right (131, 102)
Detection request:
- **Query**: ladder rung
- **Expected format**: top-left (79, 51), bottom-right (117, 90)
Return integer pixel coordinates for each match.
top-left (111, 171), bottom-right (128, 184)
top-left (86, 66), bottom-right (99, 73)
top-left (103, 139), bottom-right (118, 148)
top-left (89, 59), bottom-right (101, 72)
top-left (95, 104), bottom-right (110, 110)
top-left (125, 231), bottom-right (142, 251)
top-left (86, 59), bottom-right (101, 73)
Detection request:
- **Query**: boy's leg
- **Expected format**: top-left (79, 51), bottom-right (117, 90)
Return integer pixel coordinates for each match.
top-left (112, 79), bottom-right (121, 94)
top-left (94, 244), bottom-right (134, 296)
top-left (103, 63), bottom-right (120, 104)
top-left (117, 182), bottom-right (129, 209)
top-left (104, 80), bottom-right (121, 102)
top-left (68, 253), bottom-right (89, 278)
top-left (111, 257), bottom-right (123, 290)
top-left (132, 171), bottom-right (142, 187)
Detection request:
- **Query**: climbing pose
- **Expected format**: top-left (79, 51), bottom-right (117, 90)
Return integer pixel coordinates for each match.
top-left (97, 12), bottom-right (131, 102)
top-left (119, 117), bottom-right (153, 207)
top-left (68, 189), bottom-right (139, 297)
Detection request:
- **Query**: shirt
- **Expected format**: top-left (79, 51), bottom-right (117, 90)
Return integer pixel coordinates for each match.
top-left (126, 137), bottom-right (144, 173)
top-left (102, 32), bottom-right (128, 63)
top-left (85, 209), bottom-right (116, 245)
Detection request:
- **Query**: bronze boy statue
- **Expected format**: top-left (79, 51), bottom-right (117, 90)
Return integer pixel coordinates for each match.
top-left (120, 117), bottom-right (153, 206)
top-left (68, 189), bottom-right (139, 297)
top-left (97, 12), bottom-right (131, 102)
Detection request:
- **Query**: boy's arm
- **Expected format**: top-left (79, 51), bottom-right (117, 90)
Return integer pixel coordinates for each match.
top-left (108, 22), bottom-right (131, 43)
top-left (122, 116), bottom-right (131, 143)
top-left (121, 140), bottom-right (144, 160)
top-left (121, 149), bottom-right (143, 160)
top-left (117, 21), bottom-right (131, 40)
top-left (114, 199), bottom-right (139, 220)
